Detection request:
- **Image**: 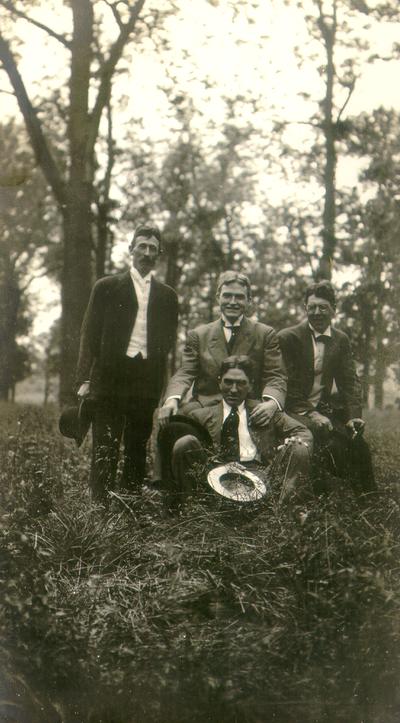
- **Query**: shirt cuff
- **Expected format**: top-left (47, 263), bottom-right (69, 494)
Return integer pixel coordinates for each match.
top-left (165, 395), bottom-right (181, 403)
top-left (262, 395), bottom-right (282, 411)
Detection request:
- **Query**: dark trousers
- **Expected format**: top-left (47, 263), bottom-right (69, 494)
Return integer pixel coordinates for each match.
top-left (288, 411), bottom-right (376, 493)
top-left (90, 356), bottom-right (158, 502)
top-left (158, 418), bottom-right (210, 484)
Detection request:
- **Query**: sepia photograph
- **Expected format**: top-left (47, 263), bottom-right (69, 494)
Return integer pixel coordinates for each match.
top-left (0, 1), bottom-right (399, 721)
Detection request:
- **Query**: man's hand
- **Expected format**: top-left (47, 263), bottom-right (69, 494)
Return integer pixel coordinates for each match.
top-left (308, 410), bottom-right (333, 436)
top-left (249, 400), bottom-right (278, 427)
top-left (277, 435), bottom-right (310, 451)
top-left (77, 382), bottom-right (90, 399)
top-left (346, 417), bottom-right (365, 440)
top-left (158, 398), bottom-right (179, 428)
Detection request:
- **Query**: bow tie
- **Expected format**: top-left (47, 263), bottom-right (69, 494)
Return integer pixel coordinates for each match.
top-left (222, 322), bottom-right (241, 330)
top-left (313, 333), bottom-right (331, 343)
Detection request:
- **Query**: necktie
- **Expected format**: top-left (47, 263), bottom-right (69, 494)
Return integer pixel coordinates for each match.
top-left (225, 325), bottom-right (240, 354)
top-left (221, 406), bottom-right (240, 461)
top-left (314, 333), bottom-right (331, 344)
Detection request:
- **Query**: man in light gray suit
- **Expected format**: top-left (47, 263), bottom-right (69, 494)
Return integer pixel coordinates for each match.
top-left (158, 270), bottom-right (287, 482)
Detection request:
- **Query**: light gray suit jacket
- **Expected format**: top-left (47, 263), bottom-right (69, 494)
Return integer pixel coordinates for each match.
top-left (164, 317), bottom-right (286, 407)
top-left (185, 400), bottom-right (311, 465)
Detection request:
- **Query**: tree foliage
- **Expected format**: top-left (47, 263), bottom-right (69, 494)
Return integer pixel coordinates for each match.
top-left (0, 120), bottom-right (55, 399)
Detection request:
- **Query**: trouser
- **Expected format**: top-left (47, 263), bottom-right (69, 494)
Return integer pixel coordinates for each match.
top-left (90, 396), bottom-right (158, 502)
top-left (168, 428), bottom-right (312, 504)
top-left (90, 357), bottom-right (158, 502)
top-left (287, 411), bottom-right (376, 493)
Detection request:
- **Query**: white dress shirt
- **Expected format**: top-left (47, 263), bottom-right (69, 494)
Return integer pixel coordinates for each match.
top-left (222, 400), bottom-right (258, 462)
top-left (308, 324), bottom-right (332, 408)
top-left (126, 267), bottom-right (154, 359)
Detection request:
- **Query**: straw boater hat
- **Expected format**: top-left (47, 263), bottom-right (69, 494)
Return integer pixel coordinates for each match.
top-left (207, 462), bottom-right (269, 503)
top-left (59, 398), bottom-right (93, 447)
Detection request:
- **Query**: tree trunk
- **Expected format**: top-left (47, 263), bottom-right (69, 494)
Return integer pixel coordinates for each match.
top-left (59, 0), bottom-right (94, 403)
top-left (374, 302), bottom-right (385, 409)
top-left (59, 196), bottom-right (93, 403)
top-left (360, 298), bottom-right (373, 407)
top-left (95, 201), bottom-right (111, 279)
top-left (0, 267), bottom-right (20, 402)
top-left (317, 1), bottom-right (337, 281)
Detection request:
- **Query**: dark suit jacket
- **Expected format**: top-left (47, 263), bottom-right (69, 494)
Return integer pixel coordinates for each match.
top-left (185, 400), bottom-right (310, 466)
top-left (76, 271), bottom-right (178, 400)
top-left (164, 317), bottom-right (286, 406)
top-left (278, 320), bottom-right (362, 421)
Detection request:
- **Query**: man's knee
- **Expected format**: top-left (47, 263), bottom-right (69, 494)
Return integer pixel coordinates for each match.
top-left (172, 434), bottom-right (202, 457)
top-left (288, 436), bottom-right (312, 470)
top-left (297, 428), bottom-right (313, 454)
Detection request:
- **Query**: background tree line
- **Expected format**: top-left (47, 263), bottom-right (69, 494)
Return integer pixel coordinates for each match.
top-left (0, 0), bottom-right (399, 406)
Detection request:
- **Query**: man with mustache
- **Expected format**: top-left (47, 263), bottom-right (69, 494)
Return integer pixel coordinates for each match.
top-left (76, 224), bottom-right (178, 502)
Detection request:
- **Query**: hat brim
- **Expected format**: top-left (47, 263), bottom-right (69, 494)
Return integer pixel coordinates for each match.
top-left (59, 398), bottom-right (93, 447)
top-left (166, 414), bottom-right (213, 447)
top-left (207, 463), bottom-right (268, 503)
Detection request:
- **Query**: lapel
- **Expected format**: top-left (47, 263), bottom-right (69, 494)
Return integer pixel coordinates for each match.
top-left (297, 321), bottom-right (314, 393)
top-left (232, 317), bottom-right (257, 356)
top-left (321, 326), bottom-right (340, 387)
top-left (244, 400), bottom-right (277, 463)
top-left (114, 271), bottom-right (138, 345)
top-left (147, 277), bottom-right (161, 355)
top-left (202, 403), bottom-right (224, 447)
top-left (208, 320), bottom-right (229, 367)
top-left (208, 316), bottom-right (256, 366)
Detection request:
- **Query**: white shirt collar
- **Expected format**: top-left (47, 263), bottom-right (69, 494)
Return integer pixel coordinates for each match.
top-left (309, 323), bottom-right (332, 339)
top-left (130, 266), bottom-right (155, 285)
top-left (221, 314), bottom-right (243, 328)
top-left (222, 399), bottom-right (246, 417)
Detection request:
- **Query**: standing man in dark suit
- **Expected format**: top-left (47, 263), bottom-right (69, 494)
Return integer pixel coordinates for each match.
top-left (170, 355), bottom-right (312, 503)
top-left (76, 224), bottom-right (178, 502)
top-left (157, 270), bottom-right (287, 481)
top-left (278, 281), bottom-right (375, 493)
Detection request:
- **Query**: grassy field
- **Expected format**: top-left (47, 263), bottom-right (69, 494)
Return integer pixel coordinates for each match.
top-left (0, 403), bottom-right (399, 723)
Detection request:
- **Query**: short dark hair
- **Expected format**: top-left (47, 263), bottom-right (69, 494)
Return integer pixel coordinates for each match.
top-left (304, 280), bottom-right (336, 308)
top-left (219, 355), bottom-right (254, 382)
top-left (216, 271), bottom-right (252, 300)
top-left (131, 224), bottom-right (162, 252)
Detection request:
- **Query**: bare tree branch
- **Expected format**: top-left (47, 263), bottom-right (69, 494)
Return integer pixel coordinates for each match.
top-left (87, 0), bottom-right (147, 159)
top-left (0, 0), bottom-right (71, 49)
top-left (336, 80), bottom-right (356, 123)
top-left (0, 35), bottom-right (66, 209)
top-left (102, 0), bottom-right (124, 30)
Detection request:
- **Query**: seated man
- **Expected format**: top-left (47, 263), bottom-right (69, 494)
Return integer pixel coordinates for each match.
top-left (158, 270), bottom-right (287, 482)
top-left (159, 270), bottom-right (287, 426)
top-left (278, 281), bottom-right (376, 493)
top-left (168, 355), bottom-right (313, 504)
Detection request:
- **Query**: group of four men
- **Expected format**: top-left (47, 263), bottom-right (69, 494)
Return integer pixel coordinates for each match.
top-left (76, 224), bottom-right (375, 504)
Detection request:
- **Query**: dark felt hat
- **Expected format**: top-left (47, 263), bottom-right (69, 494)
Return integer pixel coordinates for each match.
top-left (160, 414), bottom-right (213, 447)
top-left (59, 399), bottom-right (93, 447)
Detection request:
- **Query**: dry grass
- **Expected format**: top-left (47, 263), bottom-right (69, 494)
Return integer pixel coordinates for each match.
top-left (0, 402), bottom-right (399, 723)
